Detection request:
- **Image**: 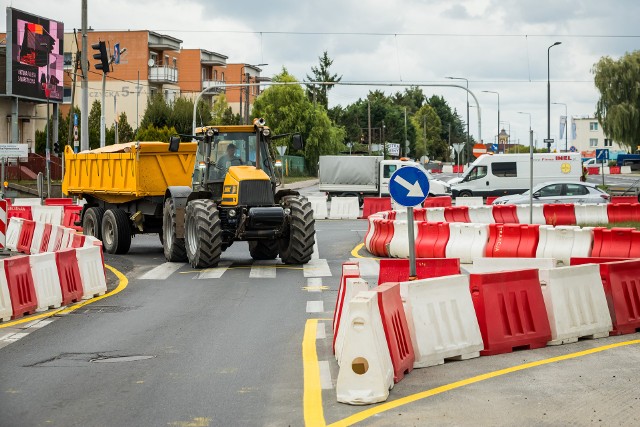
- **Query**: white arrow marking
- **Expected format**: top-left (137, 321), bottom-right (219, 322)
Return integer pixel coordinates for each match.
top-left (394, 175), bottom-right (425, 198)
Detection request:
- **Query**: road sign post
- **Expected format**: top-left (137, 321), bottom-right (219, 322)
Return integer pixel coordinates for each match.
top-left (596, 149), bottom-right (609, 188)
top-left (389, 166), bottom-right (430, 278)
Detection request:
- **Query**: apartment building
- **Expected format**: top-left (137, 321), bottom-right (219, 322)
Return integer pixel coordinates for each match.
top-left (213, 63), bottom-right (264, 123)
top-left (571, 116), bottom-right (629, 157)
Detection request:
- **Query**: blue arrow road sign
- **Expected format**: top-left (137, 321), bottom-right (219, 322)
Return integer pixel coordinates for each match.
top-left (490, 143), bottom-right (498, 152)
top-left (389, 166), bottom-right (430, 207)
top-left (596, 148), bottom-right (609, 162)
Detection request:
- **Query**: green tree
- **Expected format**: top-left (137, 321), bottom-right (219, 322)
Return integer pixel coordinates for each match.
top-left (88, 100), bottom-right (101, 149)
top-left (411, 105), bottom-right (445, 161)
top-left (593, 51), bottom-right (640, 151)
top-left (305, 51), bottom-right (342, 109)
top-left (211, 93), bottom-right (241, 125)
top-left (252, 68), bottom-right (345, 174)
top-left (140, 93), bottom-right (172, 129)
top-left (392, 86), bottom-right (426, 114)
top-left (169, 97), bottom-right (197, 135)
top-left (118, 112), bottom-right (135, 143)
top-left (135, 124), bottom-right (178, 142)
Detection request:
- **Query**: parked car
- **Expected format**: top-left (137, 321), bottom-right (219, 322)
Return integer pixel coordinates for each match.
top-left (492, 181), bottom-right (610, 205)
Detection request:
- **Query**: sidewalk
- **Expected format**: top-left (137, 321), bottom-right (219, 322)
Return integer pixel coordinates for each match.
top-left (281, 178), bottom-right (319, 190)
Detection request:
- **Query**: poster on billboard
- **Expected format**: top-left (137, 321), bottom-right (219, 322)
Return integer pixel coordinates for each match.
top-left (6, 8), bottom-right (64, 102)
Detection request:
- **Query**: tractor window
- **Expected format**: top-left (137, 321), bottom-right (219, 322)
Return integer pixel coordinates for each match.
top-left (206, 132), bottom-right (254, 180)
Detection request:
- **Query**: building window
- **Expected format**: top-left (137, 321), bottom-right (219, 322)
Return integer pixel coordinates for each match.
top-left (590, 122), bottom-right (599, 131)
top-left (64, 52), bottom-right (72, 67)
top-left (213, 70), bottom-right (217, 80)
top-left (604, 138), bottom-right (612, 147)
top-left (150, 52), bottom-right (158, 66)
top-left (173, 57), bottom-right (177, 68)
top-left (589, 138), bottom-right (598, 147)
top-left (221, 72), bottom-right (225, 81)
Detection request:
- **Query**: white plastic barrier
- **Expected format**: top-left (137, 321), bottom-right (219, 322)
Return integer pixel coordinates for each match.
top-left (364, 216), bottom-right (382, 253)
top-left (536, 225), bottom-right (594, 265)
top-left (336, 290), bottom-right (394, 405)
top-left (29, 252), bottom-right (63, 312)
top-left (308, 196), bottom-right (328, 219)
top-left (454, 197), bottom-right (483, 207)
top-left (30, 222), bottom-right (48, 255)
top-left (11, 198), bottom-right (42, 206)
top-left (335, 277), bottom-right (371, 365)
top-left (31, 206), bottom-right (63, 225)
top-left (621, 166), bottom-right (632, 174)
top-left (516, 204), bottom-right (546, 224)
top-left (387, 220), bottom-right (419, 258)
top-left (59, 227), bottom-right (74, 250)
top-left (47, 225), bottom-right (65, 253)
top-left (575, 204), bottom-right (608, 225)
top-left (445, 223), bottom-right (489, 264)
top-left (5, 217), bottom-right (24, 252)
top-left (83, 235), bottom-right (102, 247)
top-left (399, 275), bottom-right (483, 368)
top-left (425, 207), bottom-right (446, 223)
top-left (603, 167), bottom-right (610, 175)
top-left (329, 197), bottom-right (360, 219)
top-left (76, 246), bottom-right (107, 299)
top-left (0, 261), bottom-right (12, 321)
top-left (467, 206), bottom-right (495, 224)
top-left (442, 165), bottom-right (454, 173)
top-left (471, 257), bottom-right (557, 273)
top-left (539, 264), bottom-right (612, 345)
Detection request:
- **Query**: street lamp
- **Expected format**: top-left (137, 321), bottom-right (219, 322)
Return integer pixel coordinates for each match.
top-left (240, 63), bottom-right (267, 124)
top-left (446, 76), bottom-right (469, 162)
top-left (40, 41), bottom-right (51, 197)
top-left (482, 90), bottom-right (500, 152)
top-left (517, 111), bottom-right (533, 224)
top-left (552, 102), bottom-right (568, 152)
top-left (547, 41), bottom-right (562, 153)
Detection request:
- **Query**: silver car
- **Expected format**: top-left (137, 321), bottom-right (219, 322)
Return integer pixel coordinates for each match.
top-left (492, 181), bottom-right (610, 205)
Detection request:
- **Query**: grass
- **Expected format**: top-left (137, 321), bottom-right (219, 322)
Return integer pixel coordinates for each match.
top-left (280, 175), bottom-right (316, 184)
top-left (579, 221), bottom-right (640, 229)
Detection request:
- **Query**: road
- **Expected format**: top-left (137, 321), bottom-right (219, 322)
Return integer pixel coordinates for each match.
top-left (0, 187), bottom-right (639, 426)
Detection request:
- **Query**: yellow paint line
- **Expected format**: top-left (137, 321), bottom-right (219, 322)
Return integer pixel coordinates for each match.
top-left (324, 339), bottom-right (640, 427)
top-left (303, 319), bottom-right (327, 427)
top-left (0, 264), bottom-right (128, 329)
top-left (302, 286), bottom-right (330, 291)
top-left (350, 243), bottom-right (365, 258)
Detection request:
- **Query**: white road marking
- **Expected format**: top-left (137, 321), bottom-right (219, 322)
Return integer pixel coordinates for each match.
top-left (350, 257), bottom-right (380, 278)
top-left (312, 240), bottom-right (320, 259)
top-left (1, 332), bottom-right (29, 343)
top-left (306, 277), bottom-right (323, 292)
top-left (304, 259), bottom-right (332, 278)
top-left (139, 262), bottom-right (185, 280)
top-left (306, 301), bottom-right (324, 313)
top-left (316, 322), bottom-right (326, 340)
top-left (24, 319), bottom-right (54, 329)
top-left (249, 260), bottom-right (278, 278)
top-left (195, 261), bottom-right (232, 279)
top-left (318, 361), bottom-right (334, 389)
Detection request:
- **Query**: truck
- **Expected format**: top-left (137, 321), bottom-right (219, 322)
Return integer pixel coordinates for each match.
top-left (451, 152), bottom-right (582, 198)
top-left (318, 155), bottom-right (451, 204)
top-left (62, 120), bottom-right (316, 268)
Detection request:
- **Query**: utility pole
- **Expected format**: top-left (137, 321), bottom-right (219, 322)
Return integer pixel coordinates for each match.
top-left (80, 0), bottom-right (89, 151)
top-left (67, 30), bottom-right (80, 149)
top-left (367, 100), bottom-right (372, 154)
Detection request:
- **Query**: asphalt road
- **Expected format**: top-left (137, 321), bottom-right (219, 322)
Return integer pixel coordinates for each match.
top-left (0, 196), bottom-right (639, 426)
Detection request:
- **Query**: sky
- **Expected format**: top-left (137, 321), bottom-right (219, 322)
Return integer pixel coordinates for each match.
top-left (3, 0), bottom-right (639, 150)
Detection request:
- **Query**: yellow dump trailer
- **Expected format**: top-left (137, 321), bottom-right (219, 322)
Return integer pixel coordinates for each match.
top-left (63, 142), bottom-right (197, 203)
top-left (62, 142), bottom-right (197, 254)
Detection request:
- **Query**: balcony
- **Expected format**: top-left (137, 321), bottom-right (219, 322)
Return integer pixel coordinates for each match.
top-left (149, 66), bottom-right (178, 83)
top-left (202, 79), bottom-right (226, 93)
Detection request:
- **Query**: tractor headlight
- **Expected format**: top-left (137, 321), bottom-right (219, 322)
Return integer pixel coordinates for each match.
top-left (228, 209), bottom-right (237, 218)
top-left (206, 129), bottom-right (214, 137)
top-left (262, 129), bottom-right (271, 137)
top-left (284, 207), bottom-right (291, 215)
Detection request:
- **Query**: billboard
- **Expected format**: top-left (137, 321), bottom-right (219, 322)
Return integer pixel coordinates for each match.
top-left (6, 8), bottom-right (64, 102)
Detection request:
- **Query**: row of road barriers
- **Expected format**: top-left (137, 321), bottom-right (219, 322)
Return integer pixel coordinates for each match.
top-left (333, 257), bottom-right (639, 404)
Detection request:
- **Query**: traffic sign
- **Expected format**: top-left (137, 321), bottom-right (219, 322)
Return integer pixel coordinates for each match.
top-left (472, 143), bottom-right (487, 158)
top-left (452, 143), bottom-right (465, 154)
top-left (389, 166), bottom-right (430, 207)
top-left (596, 148), bottom-right (609, 162)
top-left (276, 146), bottom-right (287, 157)
top-left (0, 144), bottom-right (28, 159)
top-left (570, 146), bottom-right (577, 152)
top-left (490, 143), bottom-right (498, 152)
top-left (544, 138), bottom-right (554, 144)
top-left (387, 143), bottom-right (400, 156)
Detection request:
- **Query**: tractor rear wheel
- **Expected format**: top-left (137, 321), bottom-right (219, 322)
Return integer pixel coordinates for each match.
top-left (163, 198), bottom-right (187, 262)
top-left (184, 199), bottom-right (222, 268)
top-left (101, 208), bottom-right (132, 254)
top-left (83, 207), bottom-right (106, 240)
top-left (279, 196), bottom-right (315, 264)
top-left (249, 240), bottom-right (279, 260)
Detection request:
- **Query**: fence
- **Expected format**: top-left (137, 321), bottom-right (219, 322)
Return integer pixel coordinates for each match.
top-left (3, 153), bottom-right (63, 181)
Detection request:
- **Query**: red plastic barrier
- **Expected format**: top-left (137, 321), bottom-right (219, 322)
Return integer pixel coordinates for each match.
top-left (452, 165), bottom-right (464, 173)
top-left (55, 248), bottom-right (84, 305)
top-left (423, 196), bottom-right (452, 208)
top-left (376, 282), bottom-right (414, 383)
top-left (591, 227), bottom-right (638, 258)
top-left (607, 203), bottom-right (640, 223)
top-left (44, 198), bottom-right (74, 206)
top-left (609, 166), bottom-right (621, 174)
top-left (332, 261), bottom-right (361, 354)
top-left (543, 204), bottom-right (577, 226)
top-left (361, 197), bottom-right (392, 219)
top-left (39, 223), bottom-right (53, 253)
top-left (370, 219), bottom-right (394, 257)
top-left (598, 260), bottom-right (640, 335)
top-left (413, 208), bottom-right (427, 222)
top-left (588, 166), bottom-right (600, 175)
top-left (470, 269), bottom-right (552, 355)
top-left (610, 196), bottom-right (637, 204)
top-left (492, 204), bottom-right (519, 224)
top-left (415, 222), bottom-right (450, 258)
top-left (378, 258), bottom-right (460, 284)
top-left (485, 224), bottom-right (540, 258)
top-left (4, 256), bottom-right (37, 319)
top-left (16, 220), bottom-right (36, 254)
top-left (444, 206), bottom-right (470, 223)
top-left (70, 233), bottom-right (86, 248)
top-left (52, 227), bottom-right (65, 252)
top-left (7, 206), bottom-right (33, 223)
top-left (62, 205), bottom-right (83, 231)
top-left (486, 196), bottom-right (498, 205)
top-left (570, 257), bottom-right (630, 266)
top-left (386, 211), bottom-right (397, 220)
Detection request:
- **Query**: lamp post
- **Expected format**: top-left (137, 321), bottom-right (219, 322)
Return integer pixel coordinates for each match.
top-left (552, 102), bottom-right (568, 152)
top-left (482, 90), bottom-right (499, 151)
top-left (446, 76), bottom-right (469, 162)
top-left (518, 111), bottom-right (533, 224)
top-left (547, 41), bottom-right (562, 153)
top-left (40, 42), bottom-right (51, 197)
top-left (240, 63), bottom-right (267, 124)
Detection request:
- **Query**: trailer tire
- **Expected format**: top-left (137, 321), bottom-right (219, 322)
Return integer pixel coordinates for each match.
top-left (83, 207), bottom-right (106, 240)
top-left (163, 198), bottom-right (187, 262)
top-left (101, 208), bottom-right (132, 254)
top-left (185, 199), bottom-right (222, 268)
top-left (248, 240), bottom-right (279, 260)
top-left (279, 196), bottom-right (315, 264)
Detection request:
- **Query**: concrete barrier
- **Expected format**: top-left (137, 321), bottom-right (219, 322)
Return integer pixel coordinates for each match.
top-left (621, 166), bottom-right (632, 174)
top-left (446, 223), bottom-right (489, 264)
top-left (329, 197), bottom-right (360, 219)
top-left (308, 196), bottom-right (328, 219)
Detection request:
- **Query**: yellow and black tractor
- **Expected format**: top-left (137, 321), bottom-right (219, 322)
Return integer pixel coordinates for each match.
top-left (163, 119), bottom-right (316, 268)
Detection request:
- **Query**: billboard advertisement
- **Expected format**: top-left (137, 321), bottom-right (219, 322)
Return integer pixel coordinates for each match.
top-left (6, 8), bottom-right (64, 102)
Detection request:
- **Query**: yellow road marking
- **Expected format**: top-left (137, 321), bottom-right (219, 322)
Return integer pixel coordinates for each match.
top-left (303, 318), bottom-right (326, 427)
top-left (350, 243), bottom-right (365, 258)
top-left (0, 264), bottom-right (128, 329)
top-left (302, 286), bottom-right (329, 291)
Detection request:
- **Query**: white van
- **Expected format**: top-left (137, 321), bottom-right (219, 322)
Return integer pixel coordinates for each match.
top-left (451, 153), bottom-right (582, 198)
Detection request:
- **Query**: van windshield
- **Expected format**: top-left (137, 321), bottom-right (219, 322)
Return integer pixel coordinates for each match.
top-left (463, 165), bottom-right (488, 181)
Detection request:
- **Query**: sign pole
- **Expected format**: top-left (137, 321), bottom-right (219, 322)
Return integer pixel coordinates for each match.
top-left (0, 158), bottom-right (4, 199)
top-left (407, 206), bottom-right (416, 277)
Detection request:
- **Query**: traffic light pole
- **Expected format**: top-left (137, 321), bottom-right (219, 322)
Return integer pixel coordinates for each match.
top-left (100, 72), bottom-right (106, 147)
top-left (45, 59), bottom-right (51, 197)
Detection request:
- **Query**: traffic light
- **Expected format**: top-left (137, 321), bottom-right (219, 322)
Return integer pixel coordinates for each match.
top-left (92, 41), bottom-right (110, 73)
top-left (53, 142), bottom-right (60, 154)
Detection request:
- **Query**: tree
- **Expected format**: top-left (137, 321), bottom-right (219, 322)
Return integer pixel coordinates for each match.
top-left (88, 100), bottom-right (101, 149)
top-left (411, 105), bottom-right (444, 161)
top-left (118, 112), bottom-right (135, 143)
top-left (140, 93), bottom-right (171, 129)
top-left (305, 51), bottom-right (342, 109)
top-left (593, 51), bottom-right (640, 151)
top-left (169, 97), bottom-right (198, 135)
top-left (252, 68), bottom-right (345, 174)
top-left (135, 124), bottom-right (178, 142)
top-left (392, 87), bottom-right (426, 114)
top-left (211, 94), bottom-right (241, 125)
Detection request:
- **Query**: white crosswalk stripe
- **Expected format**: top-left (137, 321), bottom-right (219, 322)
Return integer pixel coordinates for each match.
top-left (249, 260), bottom-right (278, 278)
top-left (194, 261), bottom-right (232, 280)
top-left (139, 262), bottom-right (186, 280)
top-left (303, 259), bottom-right (332, 277)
